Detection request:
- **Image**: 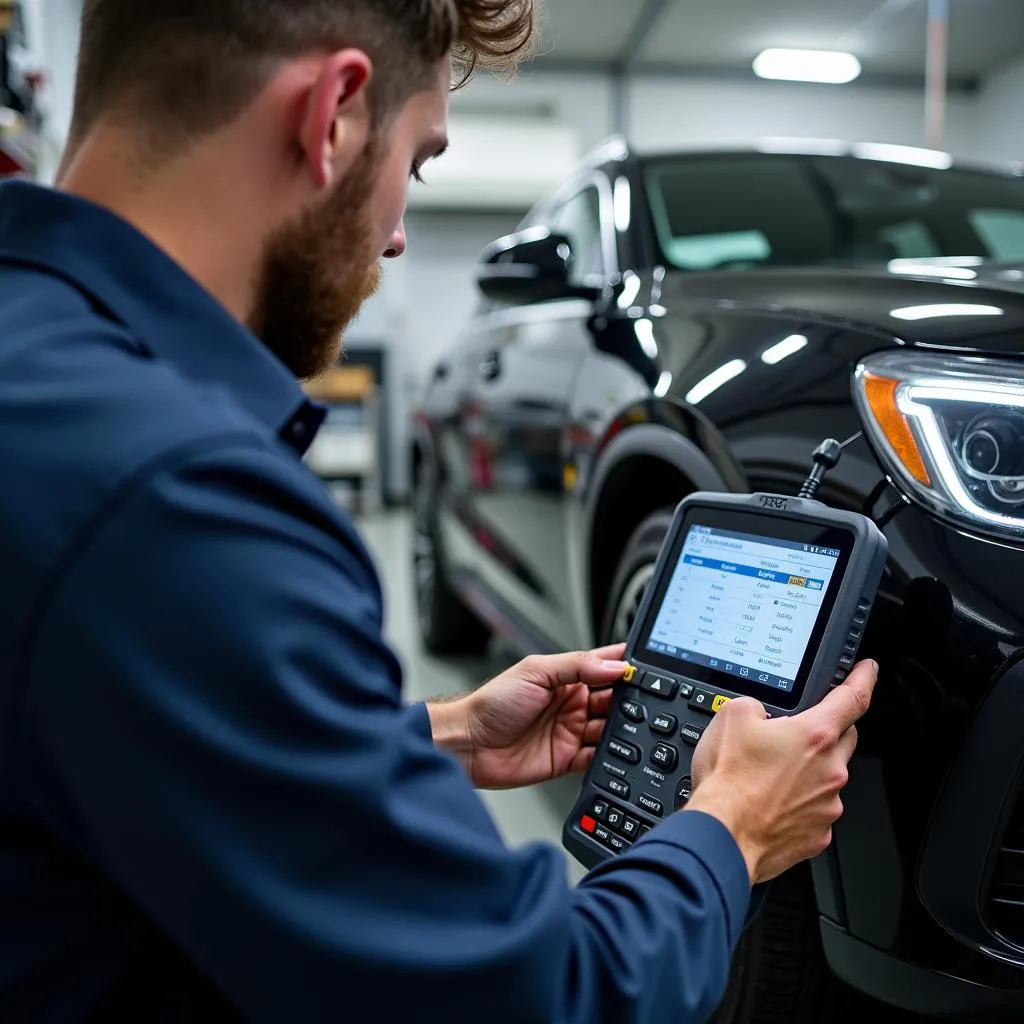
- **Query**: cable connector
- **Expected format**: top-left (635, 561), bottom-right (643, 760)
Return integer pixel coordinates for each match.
top-left (798, 439), bottom-right (843, 501)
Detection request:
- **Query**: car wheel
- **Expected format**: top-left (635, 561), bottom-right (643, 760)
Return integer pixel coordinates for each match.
top-left (599, 510), bottom-right (672, 647)
top-left (601, 511), bottom-right (843, 1024)
top-left (413, 461), bottom-right (490, 656)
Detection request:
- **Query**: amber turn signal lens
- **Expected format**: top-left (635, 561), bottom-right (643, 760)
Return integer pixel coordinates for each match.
top-left (862, 372), bottom-right (931, 486)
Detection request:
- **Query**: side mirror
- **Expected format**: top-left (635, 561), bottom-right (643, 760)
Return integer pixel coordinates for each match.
top-left (475, 228), bottom-right (603, 306)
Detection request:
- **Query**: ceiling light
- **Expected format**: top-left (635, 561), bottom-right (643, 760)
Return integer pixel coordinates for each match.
top-left (753, 48), bottom-right (862, 85)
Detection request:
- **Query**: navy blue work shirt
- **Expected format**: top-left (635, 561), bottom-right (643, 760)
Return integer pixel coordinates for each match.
top-left (0, 180), bottom-right (752, 1022)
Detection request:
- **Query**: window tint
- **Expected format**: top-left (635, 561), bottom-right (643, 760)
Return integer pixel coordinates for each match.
top-left (644, 155), bottom-right (1024, 270)
top-left (970, 209), bottom-right (1024, 258)
top-left (665, 230), bottom-right (771, 270)
top-left (880, 220), bottom-right (941, 259)
top-left (548, 186), bottom-right (605, 284)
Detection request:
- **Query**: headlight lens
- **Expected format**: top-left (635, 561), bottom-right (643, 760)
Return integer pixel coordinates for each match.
top-left (854, 351), bottom-right (1024, 540)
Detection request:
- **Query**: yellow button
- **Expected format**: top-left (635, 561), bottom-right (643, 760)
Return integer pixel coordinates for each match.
top-left (622, 664), bottom-right (636, 682)
top-left (711, 695), bottom-right (732, 713)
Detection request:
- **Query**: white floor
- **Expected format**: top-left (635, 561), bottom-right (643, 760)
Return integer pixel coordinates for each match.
top-left (357, 510), bottom-right (588, 885)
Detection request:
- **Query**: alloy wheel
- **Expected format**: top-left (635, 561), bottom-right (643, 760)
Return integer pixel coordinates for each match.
top-left (609, 562), bottom-right (655, 643)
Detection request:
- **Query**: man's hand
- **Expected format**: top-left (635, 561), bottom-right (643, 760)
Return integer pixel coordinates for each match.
top-left (685, 660), bottom-right (878, 886)
top-left (427, 645), bottom-right (628, 790)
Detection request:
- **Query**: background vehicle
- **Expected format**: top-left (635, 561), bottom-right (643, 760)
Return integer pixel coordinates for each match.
top-left (411, 138), bottom-right (1024, 1022)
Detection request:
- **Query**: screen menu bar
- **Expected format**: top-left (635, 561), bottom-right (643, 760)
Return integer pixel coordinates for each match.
top-left (644, 641), bottom-right (795, 692)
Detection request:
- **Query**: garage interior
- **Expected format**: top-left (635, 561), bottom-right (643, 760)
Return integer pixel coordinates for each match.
top-left (6, 1), bottom-right (1024, 1021)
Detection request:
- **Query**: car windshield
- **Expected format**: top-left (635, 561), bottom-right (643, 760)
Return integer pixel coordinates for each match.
top-left (643, 154), bottom-right (1024, 271)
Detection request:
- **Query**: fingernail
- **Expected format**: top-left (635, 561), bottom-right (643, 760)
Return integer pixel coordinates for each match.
top-left (602, 660), bottom-right (629, 670)
top-left (871, 660), bottom-right (879, 675)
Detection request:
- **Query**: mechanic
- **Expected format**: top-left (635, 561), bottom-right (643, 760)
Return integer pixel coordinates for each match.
top-left (0, 2), bottom-right (877, 1022)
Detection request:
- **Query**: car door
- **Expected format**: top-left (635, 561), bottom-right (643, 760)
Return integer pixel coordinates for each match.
top-left (453, 175), bottom-right (618, 649)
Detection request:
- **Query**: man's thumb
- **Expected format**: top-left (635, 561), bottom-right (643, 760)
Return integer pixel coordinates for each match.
top-left (716, 695), bottom-right (768, 723)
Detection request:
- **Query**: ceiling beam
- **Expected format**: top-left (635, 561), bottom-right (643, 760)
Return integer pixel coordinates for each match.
top-left (613, 0), bottom-right (676, 134)
top-left (528, 56), bottom-right (980, 95)
top-left (618, 0), bottom-right (675, 69)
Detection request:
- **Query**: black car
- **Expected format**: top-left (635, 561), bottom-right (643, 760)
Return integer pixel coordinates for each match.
top-left (411, 138), bottom-right (1024, 1022)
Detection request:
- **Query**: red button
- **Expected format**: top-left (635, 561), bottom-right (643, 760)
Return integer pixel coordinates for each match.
top-left (580, 815), bottom-right (597, 833)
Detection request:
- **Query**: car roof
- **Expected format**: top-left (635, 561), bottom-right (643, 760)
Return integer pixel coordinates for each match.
top-left (579, 134), bottom-right (1024, 180)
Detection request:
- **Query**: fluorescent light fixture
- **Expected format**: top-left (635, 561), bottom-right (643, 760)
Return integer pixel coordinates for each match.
top-left (890, 303), bottom-right (1004, 321)
top-left (761, 334), bottom-right (808, 365)
top-left (852, 142), bottom-right (953, 170)
top-left (685, 359), bottom-right (747, 405)
top-left (614, 176), bottom-right (632, 233)
top-left (654, 371), bottom-right (673, 398)
top-left (753, 48), bottom-right (861, 85)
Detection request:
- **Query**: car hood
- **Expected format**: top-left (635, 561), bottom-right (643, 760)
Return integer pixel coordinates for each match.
top-left (656, 261), bottom-right (1024, 354)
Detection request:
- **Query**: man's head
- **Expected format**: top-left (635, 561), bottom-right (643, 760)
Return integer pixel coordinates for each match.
top-left (64, 1), bottom-right (538, 378)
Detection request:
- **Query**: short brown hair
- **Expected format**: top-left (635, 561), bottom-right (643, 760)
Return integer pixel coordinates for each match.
top-left (71, 1), bottom-right (538, 154)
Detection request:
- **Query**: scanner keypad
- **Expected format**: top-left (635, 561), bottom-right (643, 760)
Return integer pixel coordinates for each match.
top-left (575, 665), bottom-right (757, 853)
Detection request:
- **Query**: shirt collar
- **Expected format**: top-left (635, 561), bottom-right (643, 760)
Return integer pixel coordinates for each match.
top-left (0, 180), bottom-right (325, 454)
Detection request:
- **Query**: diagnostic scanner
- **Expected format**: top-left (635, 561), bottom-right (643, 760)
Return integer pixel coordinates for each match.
top-left (562, 460), bottom-right (888, 869)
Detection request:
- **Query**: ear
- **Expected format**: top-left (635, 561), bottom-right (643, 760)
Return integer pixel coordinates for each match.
top-left (297, 49), bottom-right (373, 189)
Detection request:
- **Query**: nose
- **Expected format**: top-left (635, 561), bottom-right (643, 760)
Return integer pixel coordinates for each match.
top-left (384, 221), bottom-right (407, 259)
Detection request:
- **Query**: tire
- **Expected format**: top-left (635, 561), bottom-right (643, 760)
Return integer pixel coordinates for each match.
top-left (710, 866), bottom-right (842, 1024)
top-left (412, 460), bottom-right (491, 656)
top-left (600, 510), bottom-right (844, 1024)
top-left (599, 510), bottom-right (674, 646)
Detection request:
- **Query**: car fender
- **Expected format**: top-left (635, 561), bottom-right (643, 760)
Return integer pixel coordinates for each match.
top-left (575, 398), bottom-right (748, 646)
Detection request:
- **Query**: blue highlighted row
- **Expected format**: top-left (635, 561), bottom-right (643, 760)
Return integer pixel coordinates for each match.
top-left (683, 555), bottom-right (825, 591)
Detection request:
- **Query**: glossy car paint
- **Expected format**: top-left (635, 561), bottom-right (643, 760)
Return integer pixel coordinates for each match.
top-left (413, 145), bottom-right (1024, 1019)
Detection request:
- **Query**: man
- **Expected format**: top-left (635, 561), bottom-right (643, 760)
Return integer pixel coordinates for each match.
top-left (0, 2), bottom-right (876, 1021)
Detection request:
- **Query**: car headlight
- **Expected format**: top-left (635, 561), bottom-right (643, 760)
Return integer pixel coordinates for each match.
top-left (854, 351), bottom-right (1024, 540)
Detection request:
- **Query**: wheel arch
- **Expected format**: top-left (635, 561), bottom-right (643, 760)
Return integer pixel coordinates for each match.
top-left (584, 420), bottom-right (741, 644)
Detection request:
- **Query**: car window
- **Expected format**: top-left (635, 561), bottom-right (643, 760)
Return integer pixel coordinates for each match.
top-left (879, 220), bottom-right (941, 259)
top-left (548, 186), bottom-right (605, 284)
top-left (970, 209), bottom-right (1024, 259)
top-left (665, 229), bottom-right (771, 270)
top-left (643, 154), bottom-right (1024, 269)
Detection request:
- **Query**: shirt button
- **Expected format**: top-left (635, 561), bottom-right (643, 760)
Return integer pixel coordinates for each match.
top-left (290, 420), bottom-right (308, 441)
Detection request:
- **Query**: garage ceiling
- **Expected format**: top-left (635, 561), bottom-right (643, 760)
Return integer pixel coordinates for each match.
top-left (533, 0), bottom-right (1024, 88)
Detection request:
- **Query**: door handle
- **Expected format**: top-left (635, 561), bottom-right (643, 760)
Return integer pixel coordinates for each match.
top-left (479, 350), bottom-right (502, 381)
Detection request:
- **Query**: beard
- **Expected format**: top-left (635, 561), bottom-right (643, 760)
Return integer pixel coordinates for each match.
top-left (249, 141), bottom-right (384, 380)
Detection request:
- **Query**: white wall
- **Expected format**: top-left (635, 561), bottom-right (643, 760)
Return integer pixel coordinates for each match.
top-left (971, 57), bottom-right (1024, 165)
top-left (627, 76), bottom-right (979, 159)
top-left (451, 70), bottom-right (614, 154)
top-left (455, 70), bottom-right (984, 163)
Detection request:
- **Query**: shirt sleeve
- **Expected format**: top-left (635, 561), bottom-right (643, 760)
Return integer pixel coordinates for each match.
top-left (20, 434), bottom-right (751, 1024)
